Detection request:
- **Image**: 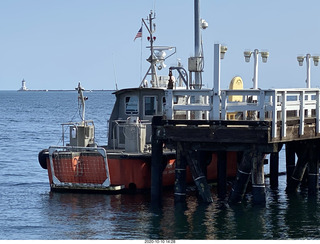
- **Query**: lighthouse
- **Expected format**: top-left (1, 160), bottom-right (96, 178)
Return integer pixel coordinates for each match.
top-left (19, 79), bottom-right (28, 91)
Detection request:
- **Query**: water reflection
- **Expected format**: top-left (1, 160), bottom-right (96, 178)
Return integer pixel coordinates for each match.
top-left (43, 192), bottom-right (153, 239)
top-left (38, 180), bottom-right (320, 240)
top-left (147, 180), bottom-right (320, 240)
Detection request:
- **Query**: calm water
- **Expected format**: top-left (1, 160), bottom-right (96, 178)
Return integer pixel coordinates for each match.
top-left (0, 90), bottom-right (320, 240)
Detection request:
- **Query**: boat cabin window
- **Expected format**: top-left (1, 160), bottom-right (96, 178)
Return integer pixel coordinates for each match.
top-left (125, 96), bottom-right (139, 115)
top-left (144, 96), bottom-right (157, 116)
top-left (162, 97), bottom-right (166, 113)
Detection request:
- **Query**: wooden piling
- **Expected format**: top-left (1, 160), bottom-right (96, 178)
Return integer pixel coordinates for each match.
top-left (229, 149), bottom-right (253, 204)
top-left (251, 151), bottom-right (266, 205)
top-left (307, 144), bottom-right (319, 196)
top-left (185, 143), bottom-right (213, 203)
top-left (174, 142), bottom-right (187, 202)
top-left (285, 143), bottom-right (296, 186)
top-left (286, 144), bottom-right (309, 193)
top-left (197, 151), bottom-right (211, 181)
top-left (217, 151), bottom-right (227, 199)
top-left (270, 152), bottom-right (279, 189)
top-left (151, 116), bottom-right (164, 204)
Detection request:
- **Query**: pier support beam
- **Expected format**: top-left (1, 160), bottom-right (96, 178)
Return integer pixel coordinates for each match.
top-left (151, 116), bottom-right (164, 204)
top-left (251, 151), bottom-right (266, 205)
top-left (229, 149), bottom-right (253, 204)
top-left (286, 143), bottom-right (309, 193)
top-left (270, 152), bottom-right (279, 189)
top-left (285, 143), bottom-right (296, 186)
top-left (307, 144), bottom-right (319, 196)
top-left (185, 144), bottom-right (213, 203)
top-left (174, 142), bottom-right (187, 202)
top-left (217, 151), bottom-right (227, 199)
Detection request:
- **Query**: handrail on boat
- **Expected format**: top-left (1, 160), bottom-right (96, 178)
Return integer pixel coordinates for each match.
top-left (48, 146), bottom-right (111, 187)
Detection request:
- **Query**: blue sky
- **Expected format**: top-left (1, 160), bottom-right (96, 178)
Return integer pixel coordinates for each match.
top-left (1, 0), bottom-right (320, 90)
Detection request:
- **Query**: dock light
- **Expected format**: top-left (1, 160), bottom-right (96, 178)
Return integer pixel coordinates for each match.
top-left (244, 50), bottom-right (252, 62)
top-left (261, 51), bottom-right (269, 63)
top-left (220, 45), bottom-right (227, 59)
top-left (297, 56), bottom-right (305, 66)
top-left (297, 53), bottom-right (319, 88)
top-left (313, 56), bottom-right (320, 66)
top-left (244, 49), bottom-right (269, 89)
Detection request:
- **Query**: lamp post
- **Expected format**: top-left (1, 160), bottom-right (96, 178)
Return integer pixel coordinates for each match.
top-left (244, 49), bottom-right (269, 89)
top-left (297, 54), bottom-right (320, 88)
top-left (212, 43), bottom-right (227, 120)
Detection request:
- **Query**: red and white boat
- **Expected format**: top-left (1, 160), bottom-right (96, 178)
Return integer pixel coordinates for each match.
top-left (38, 9), bottom-right (237, 193)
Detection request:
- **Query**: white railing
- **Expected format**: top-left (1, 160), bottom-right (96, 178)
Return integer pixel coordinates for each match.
top-left (165, 89), bottom-right (213, 120)
top-left (164, 88), bottom-right (320, 138)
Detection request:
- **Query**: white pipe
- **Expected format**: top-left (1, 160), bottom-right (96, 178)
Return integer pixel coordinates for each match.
top-left (306, 53), bottom-right (311, 88)
top-left (253, 49), bottom-right (259, 89)
top-left (213, 44), bottom-right (221, 120)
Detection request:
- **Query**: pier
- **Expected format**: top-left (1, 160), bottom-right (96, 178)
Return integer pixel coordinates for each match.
top-left (151, 45), bottom-right (320, 205)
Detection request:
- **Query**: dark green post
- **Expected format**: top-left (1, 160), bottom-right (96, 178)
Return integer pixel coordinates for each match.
top-left (151, 116), bottom-right (163, 204)
top-left (270, 152), bottom-right (279, 189)
top-left (229, 149), bottom-right (253, 204)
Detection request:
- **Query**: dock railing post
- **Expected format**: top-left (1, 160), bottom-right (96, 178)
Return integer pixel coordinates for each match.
top-left (299, 90), bottom-right (305, 136)
top-left (281, 91), bottom-right (287, 138)
top-left (165, 90), bottom-right (173, 119)
top-left (272, 90), bottom-right (277, 138)
top-left (220, 91), bottom-right (227, 120)
top-left (213, 43), bottom-right (221, 120)
top-left (316, 90), bottom-right (320, 134)
top-left (259, 90), bottom-right (265, 121)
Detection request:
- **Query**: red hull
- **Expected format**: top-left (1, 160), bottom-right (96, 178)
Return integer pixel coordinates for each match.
top-left (108, 152), bottom-right (237, 189)
top-left (46, 151), bottom-right (237, 191)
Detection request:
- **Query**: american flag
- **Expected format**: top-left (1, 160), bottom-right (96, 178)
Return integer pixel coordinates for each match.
top-left (134, 27), bottom-right (142, 41)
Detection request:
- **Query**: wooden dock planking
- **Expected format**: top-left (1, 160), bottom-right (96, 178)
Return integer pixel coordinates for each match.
top-left (159, 118), bottom-right (320, 144)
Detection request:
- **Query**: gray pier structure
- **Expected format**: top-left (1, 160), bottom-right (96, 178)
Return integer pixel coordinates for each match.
top-left (151, 47), bottom-right (320, 205)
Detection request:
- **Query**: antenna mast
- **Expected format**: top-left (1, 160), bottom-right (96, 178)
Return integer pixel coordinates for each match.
top-left (75, 82), bottom-right (87, 124)
top-left (140, 11), bottom-right (158, 87)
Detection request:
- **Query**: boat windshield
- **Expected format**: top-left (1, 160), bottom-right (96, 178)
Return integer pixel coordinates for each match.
top-left (125, 96), bottom-right (139, 115)
top-left (144, 96), bottom-right (157, 116)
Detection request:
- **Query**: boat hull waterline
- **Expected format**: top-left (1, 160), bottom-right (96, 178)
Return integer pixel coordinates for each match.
top-left (39, 148), bottom-right (237, 192)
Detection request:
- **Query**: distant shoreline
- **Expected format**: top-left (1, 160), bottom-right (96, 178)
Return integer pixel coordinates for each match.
top-left (1, 89), bottom-right (116, 92)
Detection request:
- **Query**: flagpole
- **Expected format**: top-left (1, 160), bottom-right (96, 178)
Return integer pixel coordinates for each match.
top-left (140, 22), bottom-right (143, 85)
